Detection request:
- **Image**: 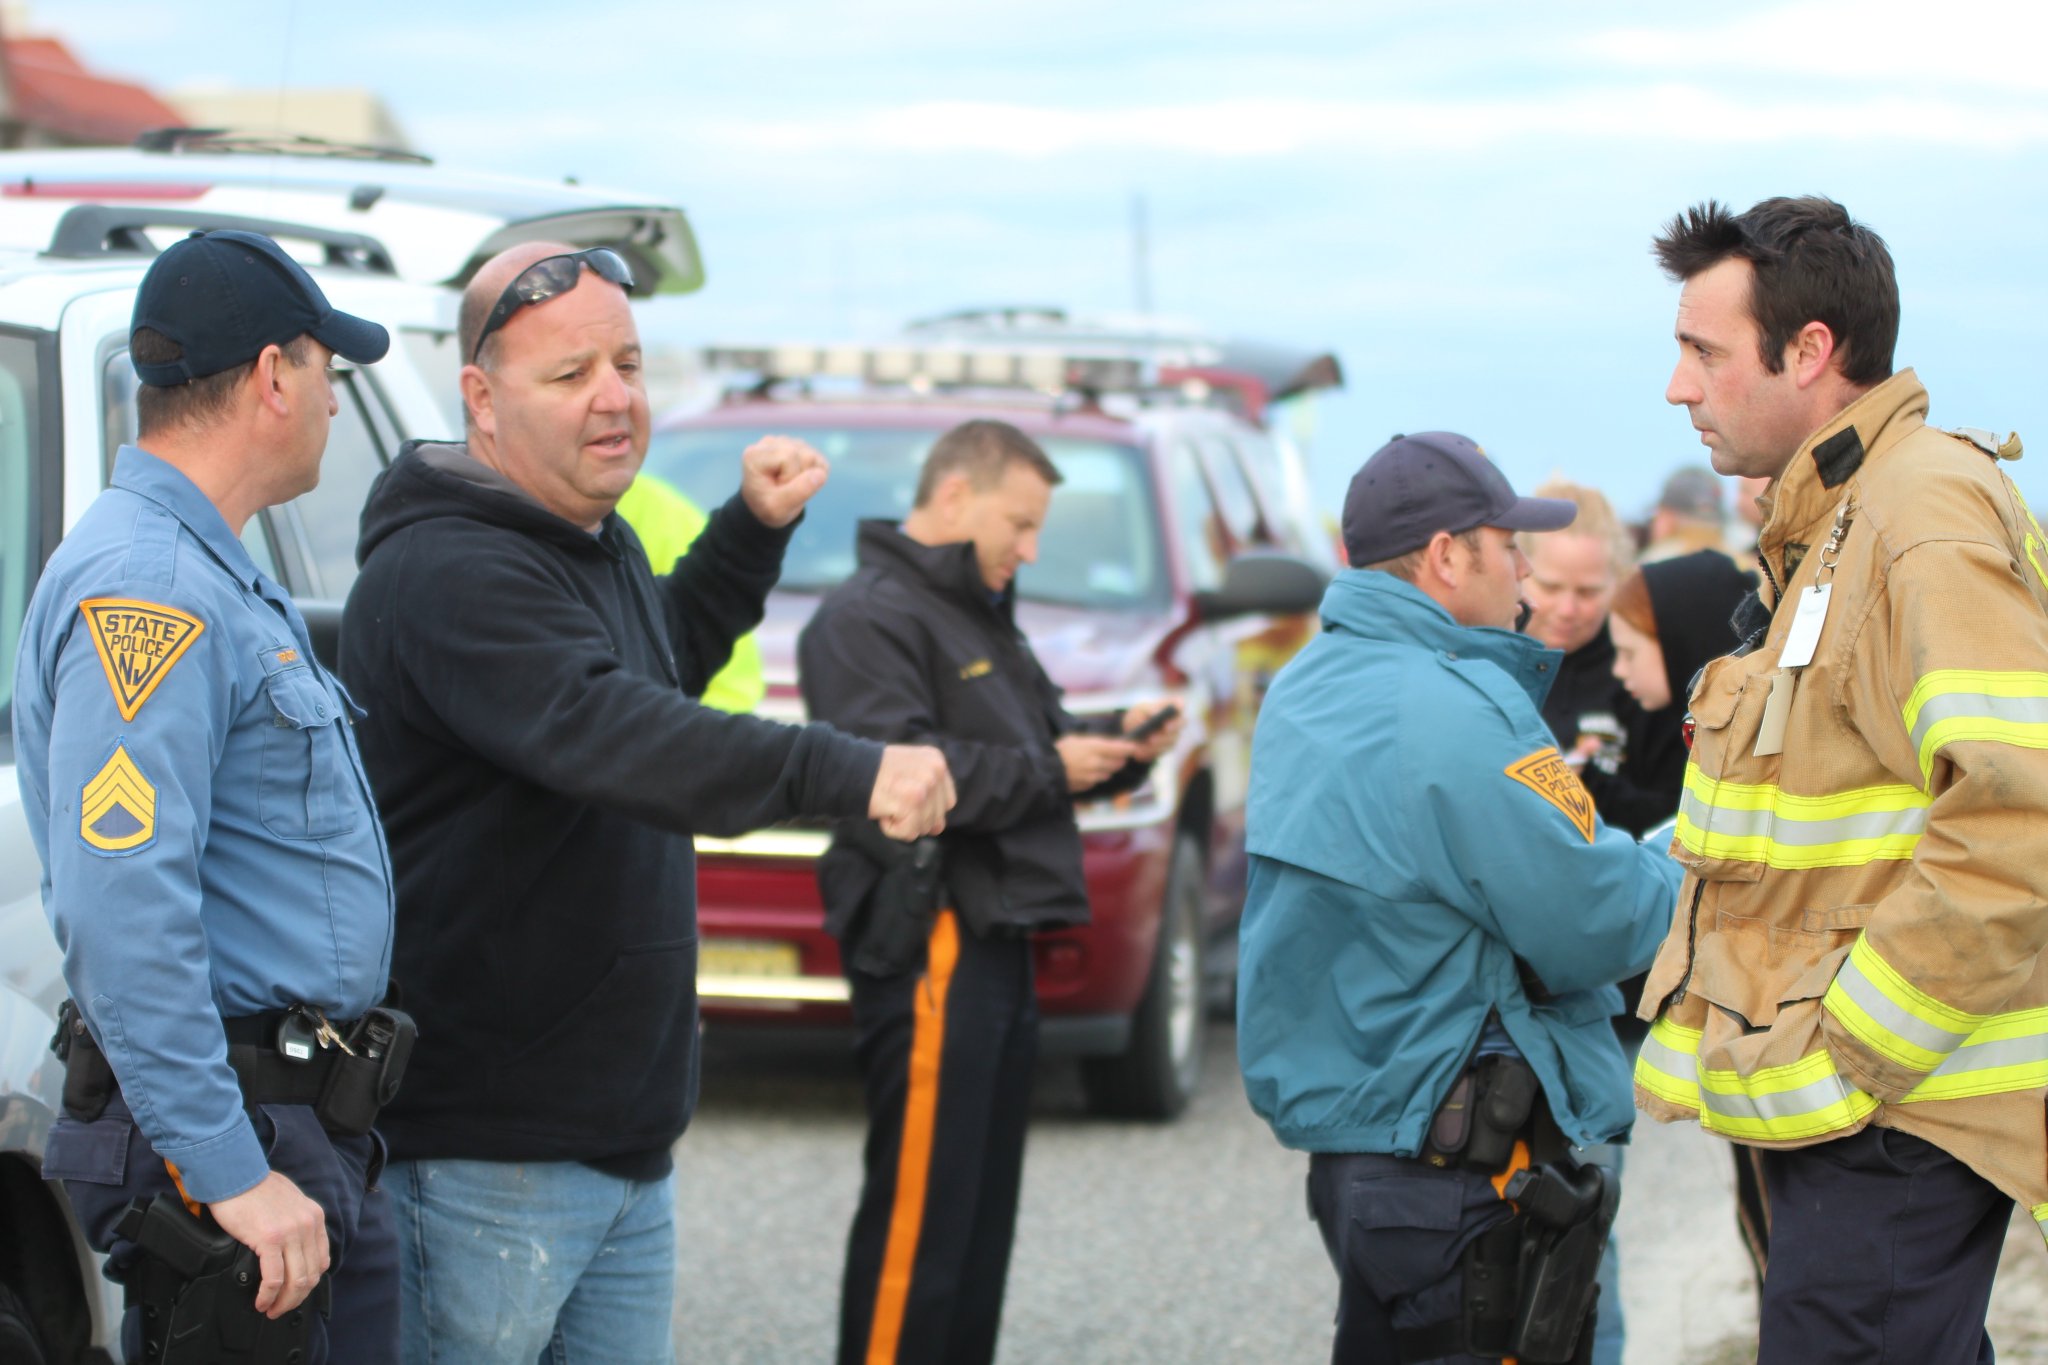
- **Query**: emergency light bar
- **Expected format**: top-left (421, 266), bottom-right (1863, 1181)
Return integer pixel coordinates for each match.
top-left (702, 344), bottom-right (1148, 396)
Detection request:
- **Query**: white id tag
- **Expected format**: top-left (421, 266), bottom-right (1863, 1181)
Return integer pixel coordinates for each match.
top-left (1753, 670), bottom-right (1793, 757)
top-left (1779, 583), bottom-right (1833, 669)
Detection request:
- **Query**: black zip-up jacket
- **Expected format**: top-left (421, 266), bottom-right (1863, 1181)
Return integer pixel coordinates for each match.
top-left (1540, 624), bottom-right (1667, 838)
top-left (340, 442), bottom-right (882, 1169)
top-left (798, 520), bottom-right (1147, 939)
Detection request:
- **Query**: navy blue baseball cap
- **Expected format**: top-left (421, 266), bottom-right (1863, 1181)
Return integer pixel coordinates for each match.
top-left (130, 229), bottom-right (390, 385)
top-left (1342, 431), bottom-right (1576, 566)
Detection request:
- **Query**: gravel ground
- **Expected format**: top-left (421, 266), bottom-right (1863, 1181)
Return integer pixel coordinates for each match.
top-left (673, 1022), bottom-right (2048, 1364)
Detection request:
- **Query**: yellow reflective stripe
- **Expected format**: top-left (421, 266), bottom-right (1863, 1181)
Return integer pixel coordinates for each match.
top-left (1695, 1049), bottom-right (1879, 1143)
top-left (1824, 934), bottom-right (1982, 1072)
top-left (1636, 1017), bottom-right (1875, 1141)
top-left (1902, 669), bottom-right (2048, 781)
top-left (2033, 1204), bottom-right (2048, 1243)
top-left (1635, 1017), bottom-right (1702, 1110)
top-left (1675, 767), bottom-right (1928, 869)
top-left (1900, 1004), bottom-right (2048, 1102)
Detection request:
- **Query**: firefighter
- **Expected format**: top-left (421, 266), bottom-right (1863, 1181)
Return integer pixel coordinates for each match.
top-left (1637, 195), bottom-right (2048, 1363)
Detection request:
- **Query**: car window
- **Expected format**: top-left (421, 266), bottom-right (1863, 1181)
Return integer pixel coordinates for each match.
top-left (100, 351), bottom-right (388, 600)
top-left (1198, 433), bottom-right (1265, 546)
top-left (0, 330), bottom-right (42, 756)
top-left (1165, 439), bottom-right (1228, 593)
top-left (642, 425), bottom-right (1167, 609)
top-left (275, 370), bottom-right (391, 599)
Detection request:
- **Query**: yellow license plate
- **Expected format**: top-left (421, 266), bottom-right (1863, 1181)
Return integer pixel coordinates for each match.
top-left (699, 939), bottom-right (801, 978)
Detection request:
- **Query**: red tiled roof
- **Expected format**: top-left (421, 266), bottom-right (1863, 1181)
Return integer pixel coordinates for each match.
top-left (4, 36), bottom-right (183, 145)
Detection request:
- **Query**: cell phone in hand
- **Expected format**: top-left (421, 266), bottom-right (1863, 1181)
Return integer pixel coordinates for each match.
top-left (1127, 703), bottom-right (1181, 743)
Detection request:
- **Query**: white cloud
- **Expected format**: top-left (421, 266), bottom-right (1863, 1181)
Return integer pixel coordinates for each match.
top-left (695, 86), bottom-right (2048, 159)
top-left (1580, 0), bottom-right (2048, 91)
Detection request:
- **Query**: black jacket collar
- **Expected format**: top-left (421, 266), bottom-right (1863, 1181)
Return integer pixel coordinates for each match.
top-left (854, 519), bottom-right (1014, 623)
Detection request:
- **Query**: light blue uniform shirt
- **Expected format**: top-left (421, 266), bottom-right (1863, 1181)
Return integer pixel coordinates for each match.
top-left (13, 446), bottom-right (393, 1203)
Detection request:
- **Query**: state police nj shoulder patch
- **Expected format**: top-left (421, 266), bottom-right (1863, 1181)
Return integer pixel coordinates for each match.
top-left (79, 742), bottom-right (157, 855)
top-left (79, 598), bottom-right (205, 722)
top-left (1504, 747), bottom-right (1596, 844)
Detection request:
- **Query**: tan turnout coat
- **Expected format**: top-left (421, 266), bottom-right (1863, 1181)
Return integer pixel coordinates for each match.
top-left (1635, 370), bottom-right (2048, 1235)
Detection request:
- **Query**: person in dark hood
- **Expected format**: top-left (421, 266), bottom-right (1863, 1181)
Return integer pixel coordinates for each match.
top-left (1608, 548), bottom-right (1756, 751)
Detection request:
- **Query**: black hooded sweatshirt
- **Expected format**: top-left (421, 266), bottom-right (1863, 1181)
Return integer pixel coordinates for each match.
top-left (341, 442), bottom-right (882, 1172)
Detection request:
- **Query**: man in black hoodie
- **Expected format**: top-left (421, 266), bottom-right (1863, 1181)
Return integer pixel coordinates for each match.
top-left (799, 419), bottom-right (1180, 1365)
top-left (338, 242), bottom-right (954, 1364)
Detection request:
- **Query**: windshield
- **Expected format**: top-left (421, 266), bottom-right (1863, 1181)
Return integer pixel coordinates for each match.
top-left (0, 330), bottom-right (43, 763)
top-left (641, 424), bottom-right (1167, 608)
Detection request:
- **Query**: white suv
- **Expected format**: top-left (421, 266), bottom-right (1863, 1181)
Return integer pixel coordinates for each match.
top-left (0, 146), bottom-right (700, 1359)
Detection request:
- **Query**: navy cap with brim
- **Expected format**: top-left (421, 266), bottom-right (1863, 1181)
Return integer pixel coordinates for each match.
top-left (132, 228), bottom-right (390, 386)
top-left (1342, 430), bottom-right (1577, 565)
top-left (1484, 495), bottom-right (1578, 534)
top-left (309, 309), bottom-right (391, 368)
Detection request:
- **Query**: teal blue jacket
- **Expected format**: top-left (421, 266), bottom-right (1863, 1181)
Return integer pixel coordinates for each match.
top-left (1237, 570), bottom-right (1682, 1154)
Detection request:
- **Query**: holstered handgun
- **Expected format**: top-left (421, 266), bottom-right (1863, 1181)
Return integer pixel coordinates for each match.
top-left (116, 1194), bottom-right (328, 1364)
top-left (841, 825), bottom-right (944, 977)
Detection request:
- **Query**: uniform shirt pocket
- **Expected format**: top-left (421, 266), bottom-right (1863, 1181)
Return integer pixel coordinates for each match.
top-left (259, 653), bottom-right (357, 840)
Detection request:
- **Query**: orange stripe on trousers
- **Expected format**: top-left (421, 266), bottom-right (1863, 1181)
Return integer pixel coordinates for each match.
top-left (865, 910), bottom-right (961, 1365)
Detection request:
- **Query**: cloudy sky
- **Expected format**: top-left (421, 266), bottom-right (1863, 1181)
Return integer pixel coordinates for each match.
top-left (50, 0), bottom-right (2048, 517)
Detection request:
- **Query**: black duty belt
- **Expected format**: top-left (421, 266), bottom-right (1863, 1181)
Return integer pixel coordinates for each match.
top-left (221, 1010), bottom-right (359, 1107)
top-left (53, 1000), bottom-right (414, 1137)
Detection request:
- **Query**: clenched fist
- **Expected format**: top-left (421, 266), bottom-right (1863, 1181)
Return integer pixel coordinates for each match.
top-left (740, 435), bottom-right (830, 528)
top-left (869, 744), bottom-right (956, 840)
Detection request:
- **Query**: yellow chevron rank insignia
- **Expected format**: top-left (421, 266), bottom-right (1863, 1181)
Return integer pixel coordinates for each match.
top-left (80, 743), bottom-right (157, 855)
top-left (1505, 747), bottom-right (1597, 844)
top-left (79, 598), bottom-right (205, 722)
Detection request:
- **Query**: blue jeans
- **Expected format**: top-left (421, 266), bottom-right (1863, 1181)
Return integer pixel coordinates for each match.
top-left (392, 1158), bottom-right (676, 1365)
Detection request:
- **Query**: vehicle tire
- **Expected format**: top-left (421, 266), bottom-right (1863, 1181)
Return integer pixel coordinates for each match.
top-left (0, 1281), bottom-right (50, 1365)
top-left (1081, 834), bottom-right (1207, 1120)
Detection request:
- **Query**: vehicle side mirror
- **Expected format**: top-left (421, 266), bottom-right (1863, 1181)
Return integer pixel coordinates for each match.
top-left (1192, 551), bottom-right (1329, 622)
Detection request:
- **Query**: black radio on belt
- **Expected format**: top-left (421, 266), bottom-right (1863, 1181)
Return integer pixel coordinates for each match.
top-left (298, 1006), bottom-right (416, 1138)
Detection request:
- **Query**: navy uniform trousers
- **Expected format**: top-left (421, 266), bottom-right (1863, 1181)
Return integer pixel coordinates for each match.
top-left (43, 1092), bottom-right (398, 1364)
top-left (1306, 1151), bottom-right (1518, 1365)
top-left (1756, 1125), bottom-right (2007, 1365)
top-left (838, 910), bottom-right (1037, 1365)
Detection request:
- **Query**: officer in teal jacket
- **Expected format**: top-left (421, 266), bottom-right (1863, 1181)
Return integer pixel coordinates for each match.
top-left (1238, 432), bottom-right (1682, 1364)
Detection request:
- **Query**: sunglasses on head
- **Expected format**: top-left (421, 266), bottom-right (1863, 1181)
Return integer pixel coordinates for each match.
top-left (470, 247), bottom-right (636, 364)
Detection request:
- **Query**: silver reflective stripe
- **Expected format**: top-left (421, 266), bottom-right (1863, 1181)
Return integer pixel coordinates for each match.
top-left (1908, 692), bottom-right (2048, 755)
top-left (1679, 786), bottom-right (1742, 834)
top-left (1930, 1032), bottom-right (2048, 1078)
top-left (1679, 789), bottom-right (1927, 846)
top-left (1638, 1029), bottom-right (1697, 1090)
top-left (1833, 955), bottom-right (1970, 1059)
top-left (1698, 1070), bottom-right (1858, 1126)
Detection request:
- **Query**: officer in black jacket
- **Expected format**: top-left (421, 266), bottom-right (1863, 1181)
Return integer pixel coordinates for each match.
top-left (800, 419), bottom-right (1181, 1365)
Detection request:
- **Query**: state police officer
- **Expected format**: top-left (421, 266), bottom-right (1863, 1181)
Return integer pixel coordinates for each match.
top-left (13, 230), bottom-right (400, 1362)
top-left (1237, 434), bottom-right (1682, 1363)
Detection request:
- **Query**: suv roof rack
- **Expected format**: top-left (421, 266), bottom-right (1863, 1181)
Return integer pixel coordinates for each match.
top-left (45, 205), bottom-right (398, 274)
top-left (703, 344), bottom-right (1148, 399)
top-left (135, 127), bottom-right (433, 165)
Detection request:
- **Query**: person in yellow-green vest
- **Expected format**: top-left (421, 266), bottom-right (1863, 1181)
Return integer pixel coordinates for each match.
top-left (616, 474), bottom-right (767, 713)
